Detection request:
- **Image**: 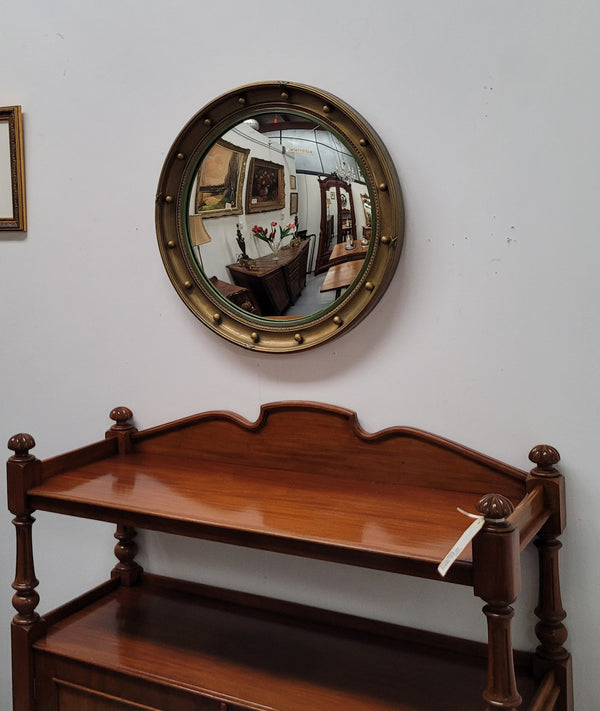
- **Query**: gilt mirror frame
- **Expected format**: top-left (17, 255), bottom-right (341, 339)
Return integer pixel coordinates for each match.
top-left (156, 81), bottom-right (404, 353)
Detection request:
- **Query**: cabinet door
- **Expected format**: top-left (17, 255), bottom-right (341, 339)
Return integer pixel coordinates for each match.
top-left (259, 269), bottom-right (290, 314)
top-left (35, 655), bottom-right (268, 711)
top-left (283, 247), bottom-right (308, 303)
top-left (54, 680), bottom-right (265, 711)
top-left (56, 681), bottom-right (163, 711)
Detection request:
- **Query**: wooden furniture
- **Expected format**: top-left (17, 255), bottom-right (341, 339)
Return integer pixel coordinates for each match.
top-left (314, 174), bottom-right (357, 274)
top-left (320, 259), bottom-right (364, 298)
top-left (209, 276), bottom-right (261, 315)
top-left (7, 402), bottom-right (573, 710)
top-left (329, 240), bottom-right (369, 262)
top-left (295, 231), bottom-right (317, 273)
top-left (226, 240), bottom-right (309, 316)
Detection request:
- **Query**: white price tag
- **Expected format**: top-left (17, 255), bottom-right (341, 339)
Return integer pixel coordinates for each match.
top-left (437, 509), bottom-right (485, 578)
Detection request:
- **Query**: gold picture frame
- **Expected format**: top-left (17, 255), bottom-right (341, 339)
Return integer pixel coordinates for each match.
top-left (194, 138), bottom-right (249, 218)
top-left (0, 106), bottom-right (26, 231)
top-left (245, 157), bottom-right (285, 214)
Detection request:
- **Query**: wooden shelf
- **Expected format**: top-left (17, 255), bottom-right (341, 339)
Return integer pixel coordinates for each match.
top-left (35, 576), bottom-right (541, 711)
top-left (28, 453), bottom-right (503, 584)
top-left (7, 402), bottom-right (572, 710)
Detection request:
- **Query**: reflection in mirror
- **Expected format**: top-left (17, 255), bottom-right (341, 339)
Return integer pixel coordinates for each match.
top-left (187, 115), bottom-right (373, 319)
top-left (314, 174), bottom-right (360, 275)
top-left (360, 193), bottom-right (372, 242)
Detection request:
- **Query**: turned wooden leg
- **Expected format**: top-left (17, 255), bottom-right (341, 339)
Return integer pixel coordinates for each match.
top-left (473, 493), bottom-right (522, 710)
top-left (11, 512), bottom-right (41, 711)
top-left (482, 604), bottom-right (520, 710)
top-left (528, 445), bottom-right (573, 711)
top-left (7, 433), bottom-right (45, 711)
top-left (535, 533), bottom-right (568, 662)
top-left (12, 512), bottom-right (40, 626)
top-left (112, 523), bottom-right (143, 586)
top-left (534, 532), bottom-right (573, 711)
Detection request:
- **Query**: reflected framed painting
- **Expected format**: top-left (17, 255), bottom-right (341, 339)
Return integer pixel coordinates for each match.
top-left (194, 139), bottom-right (249, 218)
top-left (245, 157), bottom-right (285, 214)
top-left (0, 106), bottom-right (26, 231)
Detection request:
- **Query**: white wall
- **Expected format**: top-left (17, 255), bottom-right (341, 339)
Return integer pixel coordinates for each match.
top-left (1, 1), bottom-right (598, 708)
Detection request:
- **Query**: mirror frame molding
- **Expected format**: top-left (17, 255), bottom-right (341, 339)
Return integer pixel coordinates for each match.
top-left (156, 81), bottom-right (404, 353)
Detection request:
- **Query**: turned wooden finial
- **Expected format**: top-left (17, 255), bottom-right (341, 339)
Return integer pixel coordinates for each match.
top-left (106, 406), bottom-right (137, 454)
top-left (7, 433), bottom-right (36, 460)
top-left (529, 444), bottom-right (560, 476)
top-left (477, 493), bottom-right (515, 519)
top-left (109, 406), bottom-right (134, 431)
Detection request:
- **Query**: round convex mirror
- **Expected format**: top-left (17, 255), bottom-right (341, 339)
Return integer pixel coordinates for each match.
top-left (156, 81), bottom-right (404, 352)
